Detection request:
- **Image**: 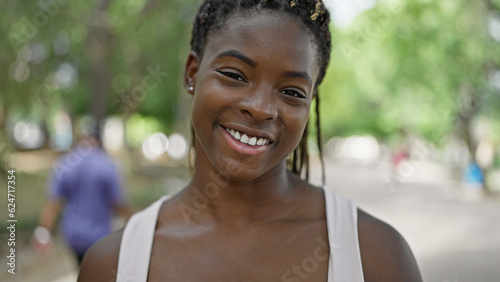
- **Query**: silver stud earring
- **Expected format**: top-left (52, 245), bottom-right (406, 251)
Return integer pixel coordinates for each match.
top-left (188, 86), bottom-right (194, 92)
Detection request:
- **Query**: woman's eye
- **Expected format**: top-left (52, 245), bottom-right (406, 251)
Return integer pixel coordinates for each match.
top-left (217, 70), bottom-right (246, 82)
top-left (281, 89), bottom-right (306, 99)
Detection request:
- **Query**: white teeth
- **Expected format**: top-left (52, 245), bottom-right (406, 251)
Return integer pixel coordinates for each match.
top-left (240, 134), bottom-right (249, 143)
top-left (225, 127), bottom-right (269, 146)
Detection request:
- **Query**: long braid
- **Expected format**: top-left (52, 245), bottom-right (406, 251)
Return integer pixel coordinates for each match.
top-left (292, 147), bottom-right (299, 174)
top-left (315, 90), bottom-right (325, 185)
top-left (189, 124), bottom-right (196, 175)
top-left (301, 123), bottom-right (309, 180)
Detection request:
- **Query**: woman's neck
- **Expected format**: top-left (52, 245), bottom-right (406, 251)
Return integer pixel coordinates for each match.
top-left (181, 161), bottom-right (303, 227)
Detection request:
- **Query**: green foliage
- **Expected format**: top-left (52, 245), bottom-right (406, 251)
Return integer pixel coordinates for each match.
top-left (320, 0), bottom-right (500, 144)
top-left (1, 0), bottom-right (199, 135)
top-left (125, 113), bottom-right (164, 147)
top-left (1, 0), bottom-right (498, 149)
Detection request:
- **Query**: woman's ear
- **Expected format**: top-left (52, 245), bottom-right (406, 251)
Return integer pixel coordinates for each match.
top-left (184, 51), bottom-right (199, 95)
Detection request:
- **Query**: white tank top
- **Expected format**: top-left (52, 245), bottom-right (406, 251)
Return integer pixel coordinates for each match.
top-left (116, 188), bottom-right (364, 281)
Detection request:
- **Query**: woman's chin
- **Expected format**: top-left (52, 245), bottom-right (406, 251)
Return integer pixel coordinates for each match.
top-left (209, 158), bottom-right (285, 184)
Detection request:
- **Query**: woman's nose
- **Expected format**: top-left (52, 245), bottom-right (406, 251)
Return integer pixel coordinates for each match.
top-left (237, 87), bottom-right (278, 122)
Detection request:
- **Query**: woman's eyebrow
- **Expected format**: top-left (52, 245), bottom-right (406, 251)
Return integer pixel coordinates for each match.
top-left (215, 49), bottom-right (257, 68)
top-left (282, 70), bottom-right (312, 85)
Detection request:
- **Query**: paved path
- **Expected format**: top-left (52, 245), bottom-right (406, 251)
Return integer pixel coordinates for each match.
top-left (1, 242), bottom-right (77, 282)
top-left (316, 159), bottom-right (500, 282)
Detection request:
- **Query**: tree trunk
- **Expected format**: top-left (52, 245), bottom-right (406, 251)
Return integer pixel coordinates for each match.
top-left (85, 0), bottom-right (114, 126)
top-left (457, 85), bottom-right (487, 190)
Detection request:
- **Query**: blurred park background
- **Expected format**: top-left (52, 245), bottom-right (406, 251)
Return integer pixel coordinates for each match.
top-left (1, 0), bottom-right (500, 281)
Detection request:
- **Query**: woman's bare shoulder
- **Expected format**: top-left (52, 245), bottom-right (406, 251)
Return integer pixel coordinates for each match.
top-left (357, 209), bottom-right (422, 282)
top-left (78, 229), bottom-right (123, 282)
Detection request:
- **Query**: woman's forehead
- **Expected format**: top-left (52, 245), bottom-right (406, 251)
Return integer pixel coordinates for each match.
top-left (202, 11), bottom-right (320, 78)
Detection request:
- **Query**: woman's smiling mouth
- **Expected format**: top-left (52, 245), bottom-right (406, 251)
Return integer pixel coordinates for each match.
top-left (224, 127), bottom-right (270, 146)
top-left (219, 125), bottom-right (273, 155)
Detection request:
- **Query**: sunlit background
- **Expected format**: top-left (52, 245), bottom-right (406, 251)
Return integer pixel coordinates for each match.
top-left (1, 0), bottom-right (499, 281)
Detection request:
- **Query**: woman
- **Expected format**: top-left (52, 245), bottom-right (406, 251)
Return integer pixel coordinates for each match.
top-left (79, 1), bottom-right (422, 281)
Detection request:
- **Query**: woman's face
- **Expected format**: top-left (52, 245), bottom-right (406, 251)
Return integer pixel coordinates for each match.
top-left (186, 10), bottom-right (320, 181)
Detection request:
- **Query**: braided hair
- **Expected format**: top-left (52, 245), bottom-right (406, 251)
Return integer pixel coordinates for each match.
top-left (190, 0), bottom-right (331, 183)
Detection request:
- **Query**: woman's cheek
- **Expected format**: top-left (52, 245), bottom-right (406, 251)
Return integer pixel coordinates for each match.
top-left (285, 107), bottom-right (310, 129)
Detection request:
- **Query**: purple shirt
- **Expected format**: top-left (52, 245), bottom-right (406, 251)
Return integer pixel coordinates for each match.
top-left (48, 146), bottom-right (124, 254)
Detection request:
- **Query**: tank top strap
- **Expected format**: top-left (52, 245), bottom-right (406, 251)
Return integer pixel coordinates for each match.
top-left (323, 188), bottom-right (364, 282)
top-left (116, 195), bottom-right (169, 282)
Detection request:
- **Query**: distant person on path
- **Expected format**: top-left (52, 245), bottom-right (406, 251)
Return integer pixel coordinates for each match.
top-left (33, 127), bottom-right (130, 265)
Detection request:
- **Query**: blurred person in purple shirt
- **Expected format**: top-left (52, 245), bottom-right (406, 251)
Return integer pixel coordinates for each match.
top-left (33, 127), bottom-right (131, 265)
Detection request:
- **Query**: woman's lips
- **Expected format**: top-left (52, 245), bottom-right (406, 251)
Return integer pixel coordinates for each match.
top-left (220, 125), bottom-right (271, 156)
